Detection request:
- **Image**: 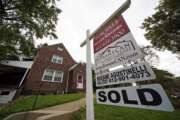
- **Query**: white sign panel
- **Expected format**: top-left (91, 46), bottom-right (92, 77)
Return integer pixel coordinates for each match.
top-left (96, 84), bottom-right (174, 112)
top-left (96, 62), bottom-right (156, 87)
top-left (93, 15), bottom-right (143, 72)
top-left (94, 32), bottom-right (143, 72)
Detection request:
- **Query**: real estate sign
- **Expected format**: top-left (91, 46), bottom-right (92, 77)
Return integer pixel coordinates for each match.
top-left (96, 62), bottom-right (156, 86)
top-left (93, 14), bottom-right (174, 112)
top-left (96, 84), bottom-right (174, 112)
top-left (93, 15), bottom-right (143, 72)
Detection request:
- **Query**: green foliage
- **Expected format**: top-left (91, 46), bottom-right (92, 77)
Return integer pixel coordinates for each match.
top-left (175, 76), bottom-right (180, 81)
top-left (0, 93), bottom-right (84, 120)
top-left (73, 104), bottom-right (180, 120)
top-left (174, 76), bottom-right (180, 88)
top-left (152, 68), bottom-right (175, 89)
top-left (0, 0), bottom-right (61, 60)
top-left (142, 0), bottom-right (180, 54)
top-left (72, 108), bottom-right (86, 120)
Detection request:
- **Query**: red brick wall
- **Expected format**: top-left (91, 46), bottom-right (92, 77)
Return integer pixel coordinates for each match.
top-left (24, 44), bottom-right (76, 94)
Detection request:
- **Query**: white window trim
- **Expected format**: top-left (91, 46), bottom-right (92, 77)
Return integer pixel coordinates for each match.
top-left (42, 69), bottom-right (64, 83)
top-left (53, 72), bottom-right (64, 83)
top-left (41, 69), bottom-right (53, 82)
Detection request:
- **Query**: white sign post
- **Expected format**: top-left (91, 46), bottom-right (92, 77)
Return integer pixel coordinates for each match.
top-left (80, 0), bottom-right (174, 114)
top-left (96, 84), bottom-right (174, 112)
top-left (86, 30), bottom-right (94, 120)
top-left (80, 0), bottom-right (132, 119)
top-left (92, 3), bottom-right (174, 112)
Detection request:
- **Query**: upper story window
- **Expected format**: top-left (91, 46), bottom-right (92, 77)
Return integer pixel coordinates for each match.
top-left (57, 46), bottom-right (63, 51)
top-left (42, 69), bottom-right (63, 83)
top-left (51, 55), bottom-right (63, 64)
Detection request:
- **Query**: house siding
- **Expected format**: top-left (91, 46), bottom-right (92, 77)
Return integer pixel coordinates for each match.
top-left (23, 44), bottom-right (78, 94)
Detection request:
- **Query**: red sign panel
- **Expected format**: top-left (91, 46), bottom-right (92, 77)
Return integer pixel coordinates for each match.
top-left (93, 15), bottom-right (130, 53)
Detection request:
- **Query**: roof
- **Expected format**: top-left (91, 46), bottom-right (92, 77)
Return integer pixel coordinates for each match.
top-left (1, 60), bottom-right (33, 69)
top-left (68, 64), bottom-right (78, 71)
top-left (68, 62), bottom-right (86, 71)
top-left (38, 43), bottom-right (76, 63)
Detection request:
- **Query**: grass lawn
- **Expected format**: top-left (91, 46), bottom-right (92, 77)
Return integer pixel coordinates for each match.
top-left (72, 103), bottom-right (180, 120)
top-left (0, 92), bottom-right (84, 120)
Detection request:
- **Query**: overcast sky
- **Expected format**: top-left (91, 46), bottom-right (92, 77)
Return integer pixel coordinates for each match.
top-left (35, 0), bottom-right (180, 76)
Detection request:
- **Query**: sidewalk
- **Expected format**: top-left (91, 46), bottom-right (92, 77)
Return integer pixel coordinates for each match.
top-left (4, 98), bottom-right (85, 120)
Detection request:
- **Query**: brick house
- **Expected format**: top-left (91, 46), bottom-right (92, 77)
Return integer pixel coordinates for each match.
top-left (23, 43), bottom-right (86, 95)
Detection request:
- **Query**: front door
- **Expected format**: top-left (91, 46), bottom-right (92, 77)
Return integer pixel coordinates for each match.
top-left (77, 74), bottom-right (83, 89)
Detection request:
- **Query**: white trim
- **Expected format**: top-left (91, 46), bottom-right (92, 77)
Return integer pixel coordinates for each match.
top-left (68, 64), bottom-right (78, 71)
top-left (41, 69), bottom-right (64, 83)
top-left (52, 71), bottom-right (56, 82)
top-left (41, 69), bottom-right (53, 82)
top-left (18, 68), bottom-right (29, 88)
top-left (41, 69), bottom-right (47, 81)
top-left (54, 71), bottom-right (64, 83)
top-left (1, 61), bottom-right (33, 68)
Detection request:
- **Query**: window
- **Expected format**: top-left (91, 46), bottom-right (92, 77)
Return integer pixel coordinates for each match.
top-left (57, 46), bottom-right (63, 51)
top-left (42, 69), bottom-right (63, 83)
top-left (42, 69), bottom-right (54, 81)
top-left (51, 55), bottom-right (63, 64)
top-left (54, 71), bottom-right (63, 82)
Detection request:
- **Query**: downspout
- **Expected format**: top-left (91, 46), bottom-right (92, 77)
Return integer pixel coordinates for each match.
top-left (65, 71), bottom-right (70, 93)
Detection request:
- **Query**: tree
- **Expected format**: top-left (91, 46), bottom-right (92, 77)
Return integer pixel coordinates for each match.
top-left (142, 0), bottom-right (180, 54)
top-left (0, 0), bottom-right (61, 60)
top-left (153, 68), bottom-right (174, 85)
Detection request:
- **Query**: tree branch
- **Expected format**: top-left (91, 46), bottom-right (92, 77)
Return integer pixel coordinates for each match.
top-left (2, 17), bottom-right (21, 21)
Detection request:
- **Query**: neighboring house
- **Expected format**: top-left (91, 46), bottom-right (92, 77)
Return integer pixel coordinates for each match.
top-left (23, 43), bottom-right (86, 95)
top-left (0, 60), bottom-right (33, 104)
top-left (0, 43), bottom-right (86, 104)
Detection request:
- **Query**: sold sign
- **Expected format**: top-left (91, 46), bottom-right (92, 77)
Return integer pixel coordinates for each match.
top-left (96, 84), bottom-right (174, 112)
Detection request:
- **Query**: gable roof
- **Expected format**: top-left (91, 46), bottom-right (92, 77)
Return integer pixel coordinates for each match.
top-left (68, 64), bottom-right (78, 71)
top-left (68, 62), bottom-right (86, 71)
top-left (38, 43), bottom-right (76, 63)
